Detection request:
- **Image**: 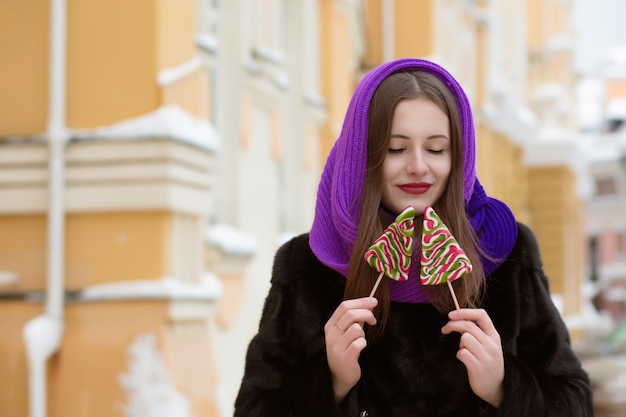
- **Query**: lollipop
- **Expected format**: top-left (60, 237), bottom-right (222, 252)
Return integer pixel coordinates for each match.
top-left (364, 206), bottom-right (415, 297)
top-left (420, 206), bottom-right (473, 310)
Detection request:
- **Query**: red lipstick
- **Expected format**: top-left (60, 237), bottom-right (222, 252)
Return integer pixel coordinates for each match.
top-left (398, 182), bottom-right (431, 195)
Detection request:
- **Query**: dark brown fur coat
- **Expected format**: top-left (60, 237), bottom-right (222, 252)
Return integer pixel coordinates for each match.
top-left (234, 223), bottom-right (593, 416)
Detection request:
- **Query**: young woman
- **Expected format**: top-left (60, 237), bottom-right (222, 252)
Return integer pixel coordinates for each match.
top-left (234, 58), bottom-right (593, 416)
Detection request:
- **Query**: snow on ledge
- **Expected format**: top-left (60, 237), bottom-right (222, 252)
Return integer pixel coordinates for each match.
top-left (602, 44), bottom-right (626, 80)
top-left (0, 271), bottom-right (18, 284)
top-left (206, 223), bottom-right (257, 256)
top-left (607, 98), bottom-right (626, 120)
top-left (195, 33), bottom-right (219, 53)
top-left (79, 275), bottom-right (222, 302)
top-left (158, 56), bottom-right (203, 86)
top-left (71, 105), bottom-right (219, 152)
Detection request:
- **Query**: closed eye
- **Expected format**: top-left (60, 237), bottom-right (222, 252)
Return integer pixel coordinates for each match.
top-left (388, 148), bottom-right (405, 154)
top-left (428, 149), bottom-right (444, 154)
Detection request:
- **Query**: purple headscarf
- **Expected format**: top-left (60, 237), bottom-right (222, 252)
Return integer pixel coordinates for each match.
top-left (309, 58), bottom-right (518, 303)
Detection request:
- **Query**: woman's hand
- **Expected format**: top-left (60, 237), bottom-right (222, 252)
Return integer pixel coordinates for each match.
top-left (324, 297), bottom-right (378, 403)
top-left (441, 308), bottom-right (504, 408)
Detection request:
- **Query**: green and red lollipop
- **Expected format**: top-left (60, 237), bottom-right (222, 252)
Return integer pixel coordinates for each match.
top-left (420, 206), bottom-right (473, 310)
top-left (364, 206), bottom-right (415, 297)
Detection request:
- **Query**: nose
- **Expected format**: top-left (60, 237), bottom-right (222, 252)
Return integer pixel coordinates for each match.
top-left (406, 149), bottom-right (429, 176)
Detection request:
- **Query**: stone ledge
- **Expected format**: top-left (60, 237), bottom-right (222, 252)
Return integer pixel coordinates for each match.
top-left (0, 138), bottom-right (215, 215)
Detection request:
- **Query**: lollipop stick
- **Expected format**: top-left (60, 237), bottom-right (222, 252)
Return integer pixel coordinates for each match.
top-left (369, 271), bottom-right (384, 297)
top-left (447, 280), bottom-right (460, 310)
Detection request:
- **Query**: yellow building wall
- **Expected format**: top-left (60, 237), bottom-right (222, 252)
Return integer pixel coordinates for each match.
top-left (0, 212), bottom-right (174, 292)
top-left (162, 70), bottom-right (210, 119)
top-left (395, 0), bottom-right (434, 58)
top-left (0, 0), bottom-right (49, 137)
top-left (50, 302), bottom-right (168, 416)
top-left (0, 300), bottom-right (218, 417)
top-left (476, 128), bottom-right (530, 225)
top-left (528, 166), bottom-right (582, 316)
top-left (363, 0), bottom-right (383, 68)
top-left (156, 0), bottom-right (208, 119)
top-left (526, 0), bottom-right (543, 49)
top-left (156, 0), bottom-right (197, 70)
top-left (475, 15), bottom-right (488, 107)
top-left (66, 0), bottom-right (159, 128)
top-left (0, 215), bottom-right (47, 292)
top-left (319, 0), bottom-right (357, 160)
top-left (65, 211), bottom-right (173, 290)
top-left (1, 0), bottom-right (217, 415)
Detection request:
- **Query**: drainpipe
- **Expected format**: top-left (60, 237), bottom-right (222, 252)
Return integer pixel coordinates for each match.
top-left (382, 0), bottom-right (394, 62)
top-left (23, 0), bottom-right (67, 416)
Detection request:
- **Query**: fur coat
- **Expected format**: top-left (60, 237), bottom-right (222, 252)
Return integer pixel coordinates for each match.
top-left (234, 223), bottom-right (594, 417)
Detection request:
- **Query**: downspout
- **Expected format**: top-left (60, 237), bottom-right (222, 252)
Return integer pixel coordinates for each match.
top-left (23, 0), bottom-right (67, 416)
top-left (382, 0), bottom-right (394, 62)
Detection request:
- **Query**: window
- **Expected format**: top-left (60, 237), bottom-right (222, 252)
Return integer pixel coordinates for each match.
top-left (595, 177), bottom-right (617, 196)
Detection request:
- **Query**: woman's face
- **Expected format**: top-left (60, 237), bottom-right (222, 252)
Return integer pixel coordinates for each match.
top-left (381, 97), bottom-right (452, 216)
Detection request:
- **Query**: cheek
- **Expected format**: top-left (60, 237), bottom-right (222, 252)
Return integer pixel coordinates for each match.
top-left (381, 158), bottom-right (395, 184)
top-left (438, 156), bottom-right (452, 180)
top-left (431, 159), bottom-right (452, 196)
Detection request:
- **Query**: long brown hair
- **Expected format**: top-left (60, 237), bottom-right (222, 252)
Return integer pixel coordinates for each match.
top-left (344, 71), bottom-right (485, 339)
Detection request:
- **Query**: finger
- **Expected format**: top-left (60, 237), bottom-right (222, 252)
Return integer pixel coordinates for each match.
top-left (442, 320), bottom-right (499, 354)
top-left (457, 338), bottom-right (502, 380)
top-left (329, 297), bottom-right (378, 321)
top-left (447, 309), bottom-right (498, 337)
top-left (457, 331), bottom-right (489, 362)
top-left (328, 321), bottom-right (371, 367)
top-left (441, 319), bottom-right (482, 338)
top-left (327, 297), bottom-right (378, 329)
top-left (335, 309), bottom-right (377, 334)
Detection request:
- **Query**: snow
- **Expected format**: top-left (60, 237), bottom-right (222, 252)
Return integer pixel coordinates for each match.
top-left (576, 77), bottom-right (605, 129)
top-left (483, 73), bottom-right (539, 145)
top-left (578, 132), bottom-right (626, 163)
top-left (119, 333), bottom-right (194, 417)
top-left (602, 44), bottom-right (626, 79)
top-left (532, 83), bottom-right (565, 103)
top-left (537, 125), bottom-right (570, 142)
top-left (195, 34), bottom-right (219, 53)
top-left (547, 33), bottom-right (574, 52)
top-left (0, 271), bottom-right (18, 284)
top-left (252, 44), bottom-right (284, 65)
top-left (79, 275), bottom-right (222, 302)
top-left (71, 105), bottom-right (219, 152)
top-left (158, 56), bottom-right (203, 86)
top-left (205, 223), bottom-right (257, 256)
top-left (606, 98), bottom-right (626, 120)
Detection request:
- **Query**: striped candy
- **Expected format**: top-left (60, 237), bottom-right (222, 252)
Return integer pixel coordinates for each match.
top-left (420, 206), bottom-right (472, 285)
top-left (364, 206), bottom-right (415, 281)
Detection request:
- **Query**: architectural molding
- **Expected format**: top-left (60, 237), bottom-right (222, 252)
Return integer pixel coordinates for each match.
top-left (0, 139), bottom-right (215, 215)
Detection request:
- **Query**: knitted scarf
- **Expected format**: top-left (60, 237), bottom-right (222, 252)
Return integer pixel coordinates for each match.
top-left (309, 58), bottom-right (518, 303)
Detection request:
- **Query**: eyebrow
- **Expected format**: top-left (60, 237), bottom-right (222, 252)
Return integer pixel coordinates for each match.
top-left (389, 133), bottom-right (450, 140)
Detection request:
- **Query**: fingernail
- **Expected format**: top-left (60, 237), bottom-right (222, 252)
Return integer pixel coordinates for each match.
top-left (367, 297), bottom-right (378, 306)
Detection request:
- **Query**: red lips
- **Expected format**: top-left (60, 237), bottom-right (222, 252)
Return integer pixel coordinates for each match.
top-left (398, 183), bottom-right (431, 195)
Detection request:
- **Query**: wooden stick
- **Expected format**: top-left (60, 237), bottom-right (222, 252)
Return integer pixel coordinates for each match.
top-left (369, 271), bottom-right (384, 297)
top-left (447, 280), bottom-right (460, 310)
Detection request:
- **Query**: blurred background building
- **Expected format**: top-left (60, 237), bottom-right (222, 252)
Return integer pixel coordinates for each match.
top-left (0, 0), bottom-right (625, 416)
